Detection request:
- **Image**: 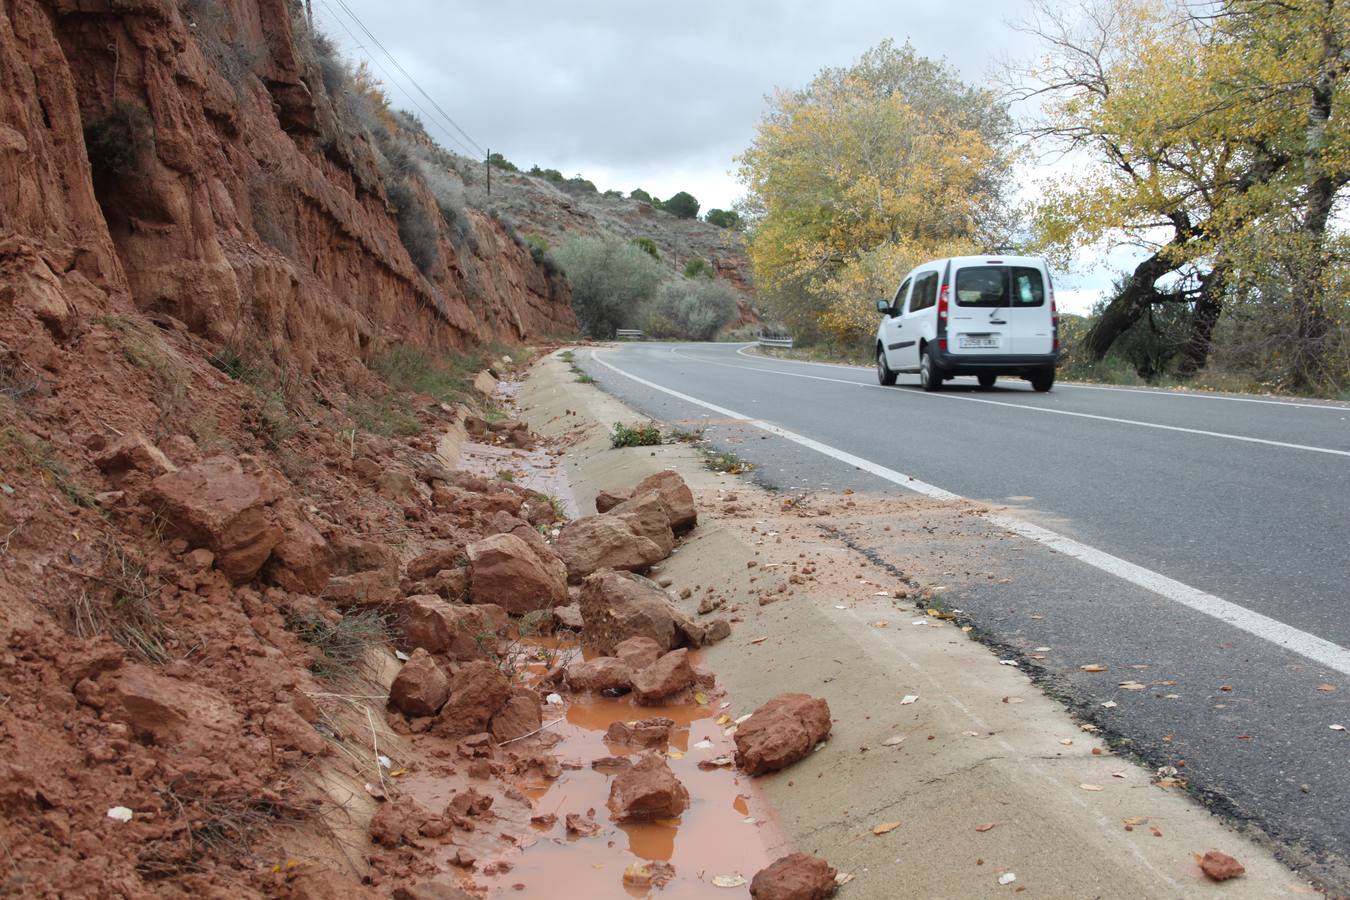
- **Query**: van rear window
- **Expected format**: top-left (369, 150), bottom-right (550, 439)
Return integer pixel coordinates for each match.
top-left (954, 266), bottom-right (1045, 307)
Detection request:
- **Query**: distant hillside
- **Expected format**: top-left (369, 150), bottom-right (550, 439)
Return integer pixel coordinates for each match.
top-left (454, 160), bottom-right (761, 331)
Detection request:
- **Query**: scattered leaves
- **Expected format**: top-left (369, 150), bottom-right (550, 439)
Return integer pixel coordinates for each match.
top-left (873, 821), bottom-right (901, 835)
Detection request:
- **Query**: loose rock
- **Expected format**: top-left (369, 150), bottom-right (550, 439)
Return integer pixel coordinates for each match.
top-left (1199, 851), bottom-right (1245, 881)
top-left (734, 693), bottom-right (832, 775)
top-left (606, 754), bottom-right (690, 822)
top-left (631, 470), bottom-right (697, 532)
top-left (566, 657), bottom-right (633, 692)
top-left (467, 532), bottom-right (567, 614)
top-left (631, 649), bottom-right (694, 705)
top-left (614, 635), bottom-right (663, 672)
top-left (578, 570), bottom-right (694, 654)
top-left (389, 649), bottom-right (449, 718)
top-left (750, 853), bottom-right (838, 900)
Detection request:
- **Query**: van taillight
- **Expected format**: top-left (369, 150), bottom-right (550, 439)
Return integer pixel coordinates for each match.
top-left (937, 285), bottom-right (949, 321)
top-left (1051, 298), bottom-right (1060, 351)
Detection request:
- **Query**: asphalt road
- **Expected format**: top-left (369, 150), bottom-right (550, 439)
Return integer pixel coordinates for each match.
top-left (577, 341), bottom-right (1350, 890)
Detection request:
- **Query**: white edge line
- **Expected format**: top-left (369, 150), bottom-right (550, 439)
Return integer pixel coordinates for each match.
top-left (591, 348), bottom-right (1350, 677)
top-left (734, 342), bottom-right (1350, 410)
top-left (694, 348), bottom-right (1350, 459)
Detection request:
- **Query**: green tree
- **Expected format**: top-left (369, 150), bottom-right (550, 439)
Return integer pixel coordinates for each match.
top-left (629, 188), bottom-right (653, 204)
top-left (705, 208), bottom-right (742, 230)
top-left (737, 40), bottom-right (1014, 344)
top-left (683, 257), bottom-right (714, 279)
top-left (661, 191), bottom-right (700, 219)
top-left (554, 235), bottom-right (665, 338)
top-left (487, 152), bottom-right (518, 172)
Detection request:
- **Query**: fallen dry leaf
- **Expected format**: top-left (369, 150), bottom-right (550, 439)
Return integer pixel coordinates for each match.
top-left (1080, 783), bottom-right (1104, 792)
top-left (1003, 696), bottom-right (1025, 704)
top-left (881, 735), bottom-right (905, 746)
top-left (1101, 700), bottom-right (1118, 709)
top-left (694, 692), bottom-right (708, 705)
top-left (1316, 683), bottom-right (1335, 693)
top-left (900, 695), bottom-right (918, 705)
top-left (1080, 664), bottom-right (1108, 673)
top-left (873, 821), bottom-right (901, 835)
top-left (998, 872), bottom-right (1017, 885)
top-left (835, 872), bottom-right (855, 886)
top-left (975, 823), bottom-right (998, 832)
top-left (750, 636), bottom-right (768, 645)
top-left (712, 874), bottom-right (747, 888)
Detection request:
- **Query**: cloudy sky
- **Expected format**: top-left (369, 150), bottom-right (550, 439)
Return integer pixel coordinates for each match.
top-left (316, 0), bottom-right (1128, 311)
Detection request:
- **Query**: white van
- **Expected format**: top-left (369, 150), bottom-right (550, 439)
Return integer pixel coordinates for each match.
top-left (874, 255), bottom-right (1060, 391)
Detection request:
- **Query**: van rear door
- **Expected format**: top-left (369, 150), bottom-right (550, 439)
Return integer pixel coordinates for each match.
top-left (1004, 264), bottom-right (1053, 355)
top-left (949, 263), bottom-right (1010, 356)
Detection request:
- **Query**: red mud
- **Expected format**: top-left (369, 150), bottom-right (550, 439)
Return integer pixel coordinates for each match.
top-left (481, 646), bottom-right (779, 897)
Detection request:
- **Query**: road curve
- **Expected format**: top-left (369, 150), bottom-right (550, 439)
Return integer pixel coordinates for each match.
top-left (576, 341), bottom-right (1350, 889)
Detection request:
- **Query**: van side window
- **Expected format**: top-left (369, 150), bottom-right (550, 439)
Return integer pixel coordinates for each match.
top-left (892, 278), bottom-right (911, 313)
top-left (1011, 267), bottom-right (1045, 307)
top-left (910, 272), bottom-right (938, 311)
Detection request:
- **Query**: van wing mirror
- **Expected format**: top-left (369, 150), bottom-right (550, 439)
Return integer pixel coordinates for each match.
top-left (876, 298), bottom-right (892, 315)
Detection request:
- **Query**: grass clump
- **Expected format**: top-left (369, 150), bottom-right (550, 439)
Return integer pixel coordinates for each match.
top-left (345, 395), bottom-right (421, 437)
top-left (285, 609), bottom-right (388, 682)
top-left (610, 421), bottom-right (662, 448)
top-left (703, 449), bottom-right (753, 474)
top-left (0, 425), bottom-right (93, 507)
top-left (372, 342), bottom-right (483, 405)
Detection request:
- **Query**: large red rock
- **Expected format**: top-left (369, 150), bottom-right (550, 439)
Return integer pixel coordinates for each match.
top-left (103, 665), bottom-right (242, 749)
top-left (566, 656), bottom-right (633, 692)
top-left (555, 492), bottom-right (674, 579)
top-left (490, 692), bottom-right (542, 742)
top-left (631, 649), bottom-right (694, 705)
top-left (594, 487), bottom-right (632, 513)
top-left (467, 532), bottom-right (567, 614)
top-left (389, 648), bottom-right (449, 717)
top-left (734, 694), bottom-right (832, 776)
top-left (264, 505), bottom-right (334, 594)
top-left (578, 570), bottom-right (694, 654)
top-left (407, 546), bottom-right (463, 581)
top-left (94, 432), bottom-right (176, 487)
top-left (603, 717), bottom-right (674, 749)
top-left (144, 455), bottom-right (283, 583)
top-left (750, 853), bottom-right (838, 900)
top-left (396, 595), bottom-right (506, 659)
top-left (632, 470), bottom-right (697, 532)
top-left (606, 754), bottom-right (690, 822)
top-left (434, 660), bottom-right (512, 737)
top-left (614, 636), bottom-right (663, 672)
top-left (322, 570), bottom-right (399, 609)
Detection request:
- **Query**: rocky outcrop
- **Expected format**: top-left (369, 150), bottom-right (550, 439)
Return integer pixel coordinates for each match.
top-left (734, 694), bottom-right (832, 776)
top-left (0, 0), bottom-right (572, 410)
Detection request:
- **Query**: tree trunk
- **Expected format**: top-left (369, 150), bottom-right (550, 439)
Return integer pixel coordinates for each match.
top-left (1175, 265), bottom-right (1226, 376)
top-left (1083, 250), bottom-right (1176, 360)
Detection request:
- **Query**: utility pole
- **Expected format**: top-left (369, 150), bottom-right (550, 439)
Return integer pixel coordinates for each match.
top-left (485, 148), bottom-right (491, 197)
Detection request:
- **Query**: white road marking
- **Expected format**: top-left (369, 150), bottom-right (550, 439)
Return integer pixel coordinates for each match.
top-left (591, 348), bottom-right (1350, 676)
top-left (681, 348), bottom-right (1350, 459)
top-left (735, 342), bottom-right (1350, 411)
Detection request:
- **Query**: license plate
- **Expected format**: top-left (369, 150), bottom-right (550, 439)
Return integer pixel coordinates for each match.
top-left (959, 334), bottom-right (999, 349)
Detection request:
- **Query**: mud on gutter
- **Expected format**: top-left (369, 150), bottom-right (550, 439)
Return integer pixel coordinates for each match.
top-left (513, 347), bottom-right (1306, 899)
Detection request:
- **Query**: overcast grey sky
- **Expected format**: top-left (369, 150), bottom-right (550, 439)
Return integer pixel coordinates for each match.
top-left (316, 0), bottom-right (1124, 311)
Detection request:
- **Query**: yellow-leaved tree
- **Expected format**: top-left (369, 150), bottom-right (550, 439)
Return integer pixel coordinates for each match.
top-left (737, 40), bottom-right (1017, 347)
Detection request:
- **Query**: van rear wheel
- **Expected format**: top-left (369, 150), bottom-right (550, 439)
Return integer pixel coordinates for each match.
top-left (1030, 368), bottom-right (1055, 392)
top-left (876, 346), bottom-right (897, 386)
top-left (977, 373), bottom-right (997, 390)
top-left (919, 347), bottom-right (943, 392)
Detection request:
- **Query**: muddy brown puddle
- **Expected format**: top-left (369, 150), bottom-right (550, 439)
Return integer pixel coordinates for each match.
top-left (484, 646), bottom-right (778, 897)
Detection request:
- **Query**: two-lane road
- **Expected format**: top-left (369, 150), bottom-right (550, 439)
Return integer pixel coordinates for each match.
top-left (577, 341), bottom-right (1350, 889)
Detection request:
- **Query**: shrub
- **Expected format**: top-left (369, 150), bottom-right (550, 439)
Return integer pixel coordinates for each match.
top-left (528, 165), bottom-right (565, 183)
top-left (83, 102), bottom-right (154, 178)
top-left (662, 191), bottom-right (700, 219)
top-left (553, 235), bottom-right (665, 338)
top-left (629, 188), bottom-right (653, 204)
top-left (632, 237), bottom-right (660, 260)
top-left (385, 180), bottom-right (439, 274)
top-left (522, 233), bottom-right (549, 255)
top-left (683, 257), bottom-right (714, 279)
top-left (610, 421), bottom-right (662, 448)
top-left (705, 208), bottom-right (742, 230)
top-left (643, 278), bottom-right (739, 341)
top-left (488, 152), bottom-right (518, 172)
top-left (602, 189), bottom-right (623, 199)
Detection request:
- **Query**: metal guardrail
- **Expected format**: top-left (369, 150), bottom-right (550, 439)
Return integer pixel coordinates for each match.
top-left (615, 329), bottom-right (645, 340)
top-left (757, 334), bottom-right (795, 349)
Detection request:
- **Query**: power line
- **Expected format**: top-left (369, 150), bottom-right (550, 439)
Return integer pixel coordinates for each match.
top-left (317, 0), bottom-right (478, 157)
top-left (328, 0), bottom-right (486, 158)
